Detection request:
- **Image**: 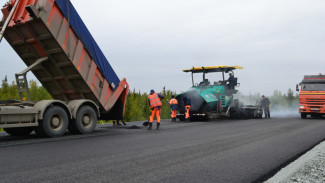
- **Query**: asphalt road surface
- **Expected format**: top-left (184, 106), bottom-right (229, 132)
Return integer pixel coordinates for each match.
top-left (1, 115), bottom-right (325, 183)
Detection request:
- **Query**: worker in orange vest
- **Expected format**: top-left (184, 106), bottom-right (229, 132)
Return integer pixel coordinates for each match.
top-left (148, 89), bottom-right (164, 130)
top-left (182, 94), bottom-right (191, 122)
top-left (167, 95), bottom-right (178, 122)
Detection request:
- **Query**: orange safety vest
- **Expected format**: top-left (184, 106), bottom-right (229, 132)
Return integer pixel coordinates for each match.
top-left (149, 93), bottom-right (162, 108)
top-left (169, 98), bottom-right (178, 105)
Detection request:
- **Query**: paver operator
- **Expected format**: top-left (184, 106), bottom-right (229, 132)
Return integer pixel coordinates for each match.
top-left (148, 89), bottom-right (164, 130)
top-left (226, 73), bottom-right (236, 89)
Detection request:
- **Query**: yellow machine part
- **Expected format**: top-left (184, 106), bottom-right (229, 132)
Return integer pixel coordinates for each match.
top-left (183, 65), bottom-right (243, 73)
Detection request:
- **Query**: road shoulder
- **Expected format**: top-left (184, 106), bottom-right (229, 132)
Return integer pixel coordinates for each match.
top-left (265, 141), bottom-right (325, 183)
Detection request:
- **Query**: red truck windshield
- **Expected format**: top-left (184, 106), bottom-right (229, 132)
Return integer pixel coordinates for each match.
top-left (301, 83), bottom-right (325, 91)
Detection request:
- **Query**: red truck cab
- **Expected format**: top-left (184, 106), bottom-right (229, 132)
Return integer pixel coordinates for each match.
top-left (297, 75), bottom-right (325, 118)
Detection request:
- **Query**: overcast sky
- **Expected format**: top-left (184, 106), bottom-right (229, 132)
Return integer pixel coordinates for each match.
top-left (0, 0), bottom-right (324, 96)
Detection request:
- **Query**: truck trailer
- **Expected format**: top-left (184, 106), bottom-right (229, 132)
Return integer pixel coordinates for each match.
top-left (0, 0), bottom-right (129, 137)
top-left (297, 75), bottom-right (325, 118)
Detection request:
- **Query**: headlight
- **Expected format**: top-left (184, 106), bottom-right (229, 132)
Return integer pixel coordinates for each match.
top-left (299, 105), bottom-right (305, 109)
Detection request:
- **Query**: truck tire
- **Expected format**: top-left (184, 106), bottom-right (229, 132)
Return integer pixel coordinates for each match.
top-left (69, 106), bottom-right (97, 134)
top-left (38, 106), bottom-right (69, 137)
top-left (4, 127), bottom-right (33, 136)
top-left (301, 113), bottom-right (307, 119)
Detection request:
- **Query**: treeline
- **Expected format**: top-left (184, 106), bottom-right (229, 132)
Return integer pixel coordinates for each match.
top-left (0, 78), bottom-right (176, 122)
top-left (0, 78), bottom-right (299, 123)
top-left (0, 77), bottom-right (52, 101)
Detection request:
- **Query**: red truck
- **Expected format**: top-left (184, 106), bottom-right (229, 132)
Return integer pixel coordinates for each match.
top-left (296, 75), bottom-right (325, 118)
top-left (0, 0), bottom-right (129, 137)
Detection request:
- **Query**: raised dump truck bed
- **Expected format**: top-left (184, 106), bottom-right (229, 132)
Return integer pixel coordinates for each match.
top-left (0, 0), bottom-right (129, 137)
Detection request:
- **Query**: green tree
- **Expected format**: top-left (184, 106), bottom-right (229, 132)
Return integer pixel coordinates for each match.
top-left (0, 76), bottom-right (300, 123)
top-left (29, 80), bottom-right (52, 101)
top-left (0, 78), bottom-right (10, 100)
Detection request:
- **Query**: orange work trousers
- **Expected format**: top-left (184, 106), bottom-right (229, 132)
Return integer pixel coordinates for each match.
top-left (171, 109), bottom-right (177, 118)
top-left (185, 105), bottom-right (191, 119)
top-left (149, 108), bottom-right (161, 123)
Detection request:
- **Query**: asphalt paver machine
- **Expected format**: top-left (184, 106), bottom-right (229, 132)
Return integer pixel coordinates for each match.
top-left (176, 66), bottom-right (262, 121)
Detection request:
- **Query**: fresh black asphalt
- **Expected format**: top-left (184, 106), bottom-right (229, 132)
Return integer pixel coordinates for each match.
top-left (0, 115), bottom-right (325, 183)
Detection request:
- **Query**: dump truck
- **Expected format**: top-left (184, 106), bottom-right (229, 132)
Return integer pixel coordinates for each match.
top-left (0, 0), bottom-right (129, 137)
top-left (296, 75), bottom-right (325, 118)
top-left (176, 66), bottom-right (263, 121)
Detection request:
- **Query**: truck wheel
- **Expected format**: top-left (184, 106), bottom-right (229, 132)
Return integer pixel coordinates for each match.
top-left (38, 106), bottom-right (69, 137)
top-left (301, 113), bottom-right (307, 119)
top-left (69, 106), bottom-right (97, 134)
top-left (4, 127), bottom-right (33, 136)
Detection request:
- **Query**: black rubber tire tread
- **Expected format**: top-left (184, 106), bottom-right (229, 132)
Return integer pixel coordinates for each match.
top-left (301, 113), bottom-right (307, 119)
top-left (38, 106), bottom-right (69, 138)
top-left (3, 127), bottom-right (33, 136)
top-left (69, 106), bottom-right (97, 134)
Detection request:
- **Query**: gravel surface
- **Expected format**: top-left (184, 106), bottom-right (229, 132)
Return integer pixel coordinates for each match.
top-left (266, 141), bottom-right (325, 183)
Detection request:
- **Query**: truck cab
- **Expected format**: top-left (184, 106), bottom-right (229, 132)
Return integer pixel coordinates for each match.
top-left (297, 75), bottom-right (325, 118)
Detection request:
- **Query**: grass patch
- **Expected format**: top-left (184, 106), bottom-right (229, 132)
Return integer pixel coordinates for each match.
top-left (97, 120), bottom-right (110, 124)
